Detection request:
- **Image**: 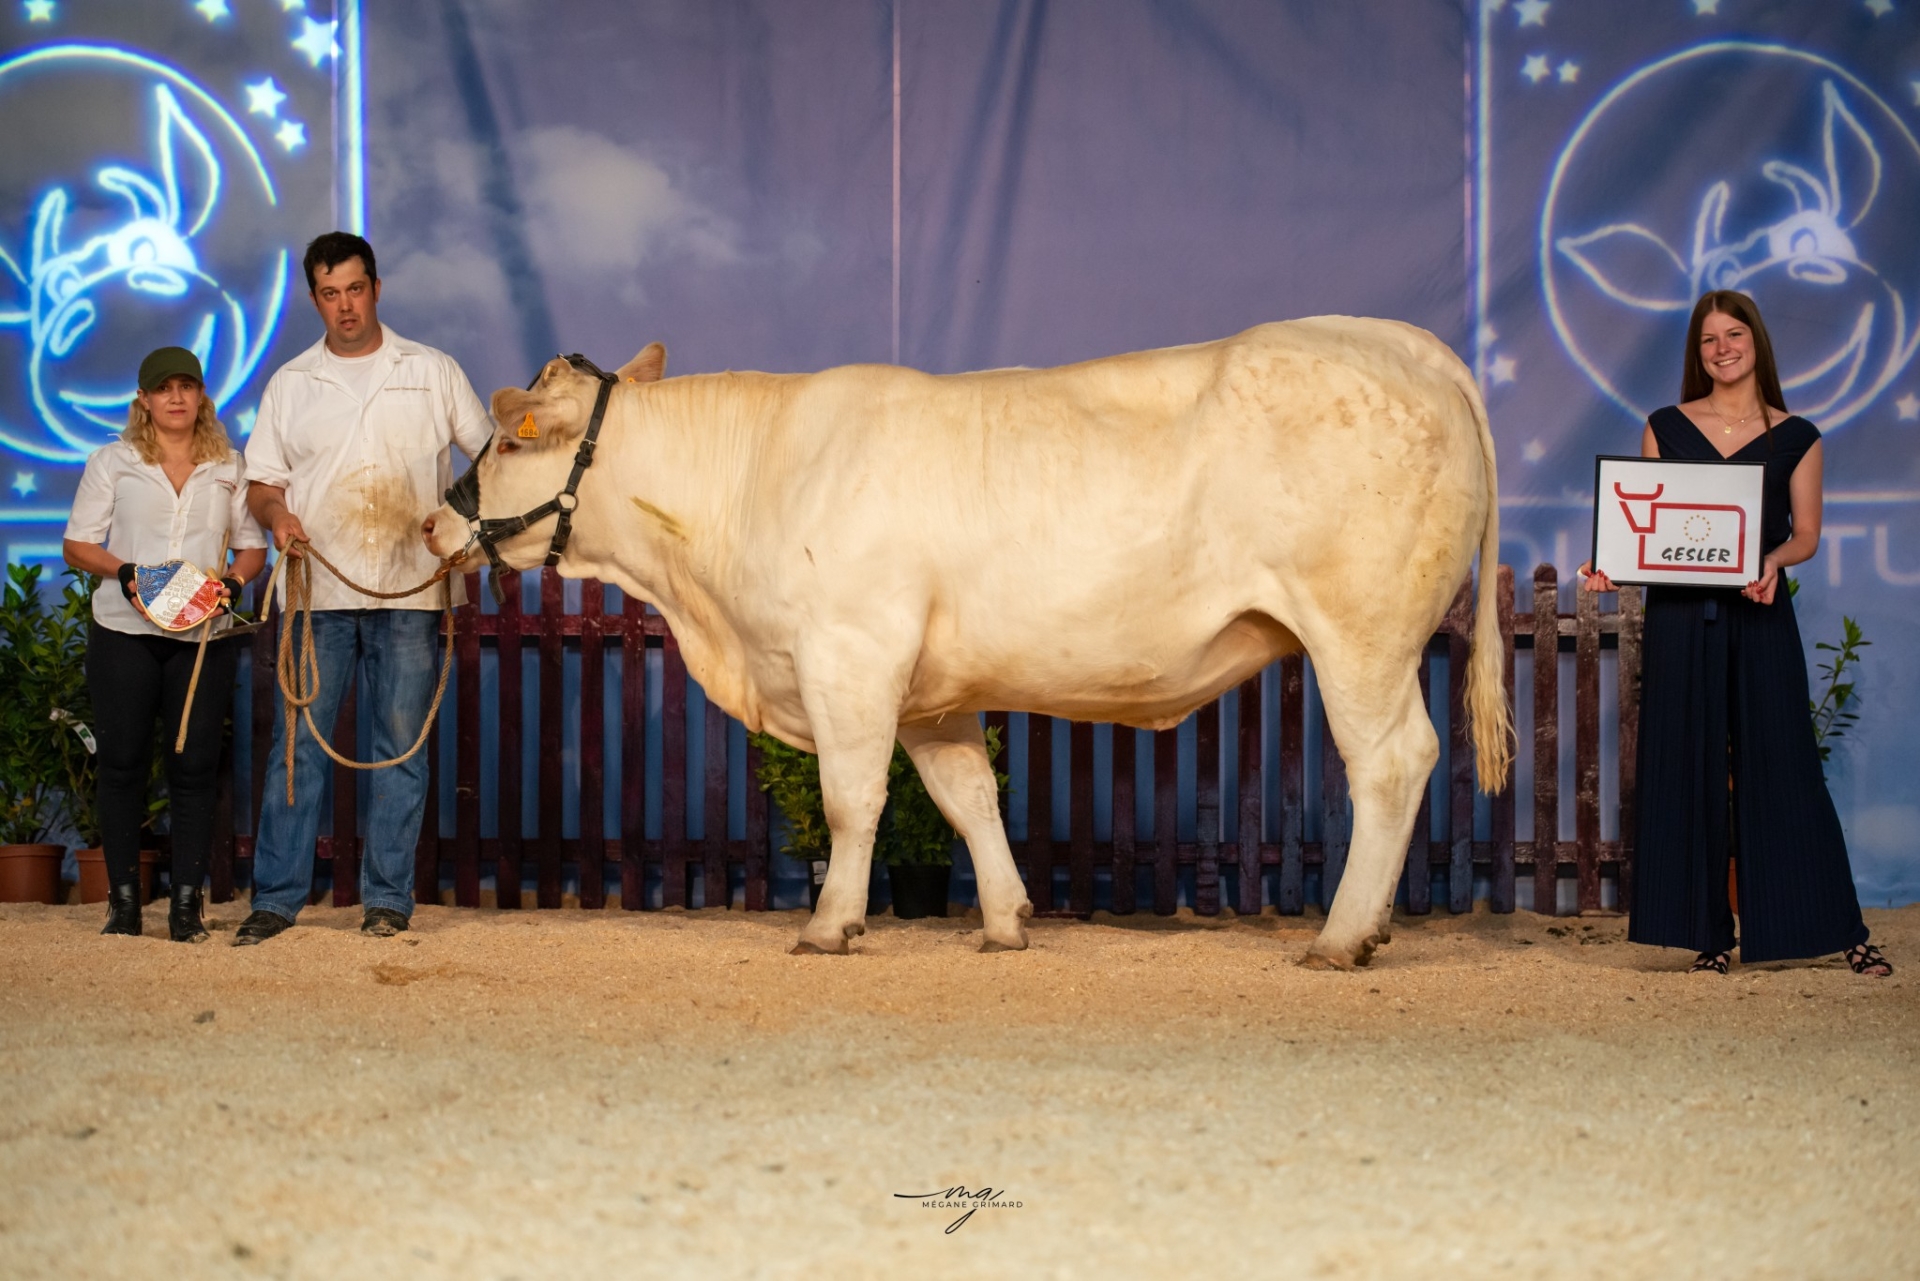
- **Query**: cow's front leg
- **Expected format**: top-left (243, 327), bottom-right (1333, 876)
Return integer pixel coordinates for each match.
top-left (898, 717), bottom-right (1032, 952)
top-left (791, 689), bottom-right (898, 956)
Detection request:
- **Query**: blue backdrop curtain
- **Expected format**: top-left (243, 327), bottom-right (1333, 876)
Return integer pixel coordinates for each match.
top-left (3, 1), bottom-right (1914, 902)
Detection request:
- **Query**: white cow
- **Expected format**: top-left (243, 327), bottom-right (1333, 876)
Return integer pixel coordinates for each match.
top-left (423, 319), bottom-right (1511, 967)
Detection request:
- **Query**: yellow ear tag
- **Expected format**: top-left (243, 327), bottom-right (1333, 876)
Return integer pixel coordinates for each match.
top-left (517, 412), bottom-right (540, 439)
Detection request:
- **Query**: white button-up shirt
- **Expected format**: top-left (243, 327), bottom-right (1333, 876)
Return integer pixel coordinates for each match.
top-left (65, 441), bottom-right (269, 638)
top-left (245, 324), bottom-right (495, 611)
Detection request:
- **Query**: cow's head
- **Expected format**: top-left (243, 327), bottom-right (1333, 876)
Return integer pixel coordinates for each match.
top-left (422, 343), bottom-right (667, 583)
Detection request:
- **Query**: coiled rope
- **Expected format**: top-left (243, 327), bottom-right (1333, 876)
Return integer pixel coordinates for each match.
top-left (258, 541), bottom-right (457, 805)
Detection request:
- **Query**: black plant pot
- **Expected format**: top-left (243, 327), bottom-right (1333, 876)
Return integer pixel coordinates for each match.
top-left (887, 863), bottom-right (951, 919)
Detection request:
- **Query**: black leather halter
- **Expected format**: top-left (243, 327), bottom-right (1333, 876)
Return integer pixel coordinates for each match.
top-left (443, 353), bottom-right (616, 604)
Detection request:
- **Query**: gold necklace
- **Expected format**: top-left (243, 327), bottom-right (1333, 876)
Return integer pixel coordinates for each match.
top-left (1708, 400), bottom-right (1762, 434)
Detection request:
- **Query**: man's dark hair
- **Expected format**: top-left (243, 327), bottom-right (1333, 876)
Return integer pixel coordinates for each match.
top-left (302, 232), bottom-right (378, 293)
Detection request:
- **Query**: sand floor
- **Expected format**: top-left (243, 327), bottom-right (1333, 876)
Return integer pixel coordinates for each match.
top-left (0, 898), bottom-right (1915, 1280)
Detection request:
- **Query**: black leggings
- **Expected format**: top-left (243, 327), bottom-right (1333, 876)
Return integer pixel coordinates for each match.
top-left (85, 622), bottom-right (239, 889)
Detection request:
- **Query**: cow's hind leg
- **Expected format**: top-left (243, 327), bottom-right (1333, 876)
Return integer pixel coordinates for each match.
top-left (1301, 656), bottom-right (1436, 970)
top-left (898, 718), bottom-right (1033, 952)
top-left (791, 691), bottom-right (898, 956)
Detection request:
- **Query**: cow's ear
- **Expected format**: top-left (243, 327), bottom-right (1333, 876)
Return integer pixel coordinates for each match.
top-left (617, 343), bottom-right (667, 384)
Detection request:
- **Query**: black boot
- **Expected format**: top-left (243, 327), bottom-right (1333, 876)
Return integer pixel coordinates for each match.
top-left (101, 883), bottom-right (142, 936)
top-left (168, 882), bottom-right (209, 944)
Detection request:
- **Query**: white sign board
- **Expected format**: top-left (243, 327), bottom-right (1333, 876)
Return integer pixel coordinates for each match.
top-left (1590, 456), bottom-right (1766, 588)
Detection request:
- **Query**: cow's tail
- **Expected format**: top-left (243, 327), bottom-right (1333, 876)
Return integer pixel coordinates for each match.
top-left (1460, 371), bottom-right (1513, 794)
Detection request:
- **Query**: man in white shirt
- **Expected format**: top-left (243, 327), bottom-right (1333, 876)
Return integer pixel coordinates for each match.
top-left (238, 232), bottom-right (494, 944)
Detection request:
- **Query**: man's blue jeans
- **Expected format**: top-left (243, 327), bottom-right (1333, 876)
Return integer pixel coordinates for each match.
top-left (249, 609), bottom-right (441, 922)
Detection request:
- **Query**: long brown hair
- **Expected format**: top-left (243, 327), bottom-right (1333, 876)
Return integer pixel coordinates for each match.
top-left (1680, 291), bottom-right (1788, 431)
top-left (123, 387), bottom-right (234, 466)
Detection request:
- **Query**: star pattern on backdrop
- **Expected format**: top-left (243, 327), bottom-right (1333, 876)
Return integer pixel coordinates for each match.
top-left (1863, 0), bottom-right (1893, 17)
top-left (274, 120), bottom-right (306, 151)
top-left (1910, 79), bottom-right (1920, 107)
top-left (193, 0), bottom-right (230, 20)
top-left (11, 472), bottom-right (35, 499)
top-left (1522, 53), bottom-right (1550, 83)
top-left (1522, 440), bottom-right (1546, 463)
top-left (23, 0), bottom-right (55, 21)
top-left (280, 0), bottom-right (305, 9)
top-left (1896, 393), bottom-right (1920, 421)
top-left (1692, 0), bottom-right (1720, 13)
top-left (244, 77), bottom-right (287, 117)
top-left (291, 16), bottom-right (339, 67)
top-left (1557, 60), bottom-right (1580, 84)
top-left (1515, 0), bottom-right (1550, 26)
top-left (1489, 354), bottom-right (1518, 384)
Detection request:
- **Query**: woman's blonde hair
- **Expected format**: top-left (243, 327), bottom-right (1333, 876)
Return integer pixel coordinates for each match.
top-left (123, 386), bottom-right (233, 465)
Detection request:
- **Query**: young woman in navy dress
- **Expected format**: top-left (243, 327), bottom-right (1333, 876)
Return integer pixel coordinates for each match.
top-left (1581, 291), bottom-right (1889, 977)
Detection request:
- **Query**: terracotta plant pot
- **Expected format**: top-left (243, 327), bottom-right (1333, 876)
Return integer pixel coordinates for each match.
top-left (74, 848), bottom-right (163, 905)
top-left (886, 863), bottom-right (951, 920)
top-left (0, 844), bottom-right (64, 905)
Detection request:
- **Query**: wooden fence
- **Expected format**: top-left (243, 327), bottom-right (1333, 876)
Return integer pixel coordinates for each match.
top-left (206, 564), bottom-right (1643, 918)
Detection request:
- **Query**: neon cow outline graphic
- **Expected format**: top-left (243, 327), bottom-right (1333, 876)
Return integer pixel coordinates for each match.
top-left (1553, 76), bottom-right (1920, 429)
top-left (0, 84), bottom-right (285, 461)
top-left (1611, 481), bottom-right (1748, 576)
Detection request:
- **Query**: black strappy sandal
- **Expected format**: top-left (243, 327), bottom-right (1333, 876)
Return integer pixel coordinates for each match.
top-left (1845, 943), bottom-right (1892, 977)
top-left (1688, 950), bottom-right (1731, 974)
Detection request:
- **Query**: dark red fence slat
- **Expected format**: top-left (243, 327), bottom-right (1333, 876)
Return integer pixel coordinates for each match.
top-left (1276, 654), bottom-right (1306, 915)
top-left (1111, 725), bottom-right (1137, 915)
top-left (1026, 713), bottom-right (1055, 912)
top-left (1068, 721), bottom-right (1095, 915)
top-left (1446, 581), bottom-right (1474, 914)
top-left (703, 696), bottom-right (727, 910)
top-left (495, 571), bottom-right (524, 909)
top-left (454, 577), bottom-right (482, 906)
top-left (1235, 676), bottom-right (1262, 916)
top-left (535, 572), bottom-right (565, 908)
top-left (578, 581), bottom-right (606, 910)
top-left (619, 595), bottom-right (648, 910)
top-left (660, 629), bottom-right (688, 908)
top-left (1195, 699), bottom-right (1220, 916)
top-left (1574, 581), bottom-right (1603, 913)
top-left (1151, 725), bottom-right (1177, 915)
top-left (1531, 565), bottom-right (1560, 916)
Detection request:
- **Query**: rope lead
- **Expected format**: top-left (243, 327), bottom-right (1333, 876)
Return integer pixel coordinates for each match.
top-left (260, 542), bottom-right (458, 806)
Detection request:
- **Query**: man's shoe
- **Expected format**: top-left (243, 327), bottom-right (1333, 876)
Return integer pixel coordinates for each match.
top-left (100, 883), bottom-right (142, 937)
top-left (232, 909), bottom-right (293, 946)
top-left (361, 907), bottom-right (409, 937)
top-left (167, 883), bottom-right (209, 944)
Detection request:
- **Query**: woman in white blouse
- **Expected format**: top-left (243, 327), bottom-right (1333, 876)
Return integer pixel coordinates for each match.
top-left (62, 347), bottom-right (268, 941)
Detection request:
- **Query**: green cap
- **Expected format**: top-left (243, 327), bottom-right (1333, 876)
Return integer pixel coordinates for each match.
top-left (137, 346), bottom-right (204, 392)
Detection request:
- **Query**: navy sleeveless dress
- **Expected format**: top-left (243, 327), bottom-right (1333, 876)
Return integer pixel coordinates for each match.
top-left (1627, 406), bottom-right (1868, 962)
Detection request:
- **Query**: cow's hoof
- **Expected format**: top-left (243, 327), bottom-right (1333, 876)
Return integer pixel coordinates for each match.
top-left (1297, 949), bottom-right (1352, 972)
top-left (979, 935), bottom-right (1028, 954)
top-left (1352, 939), bottom-right (1378, 967)
top-left (789, 937), bottom-right (848, 956)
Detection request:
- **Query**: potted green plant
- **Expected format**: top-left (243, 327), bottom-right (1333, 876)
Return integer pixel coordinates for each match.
top-left (750, 726), bottom-right (1005, 918)
top-left (0, 565), bottom-right (93, 902)
top-left (749, 732), bottom-right (834, 907)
